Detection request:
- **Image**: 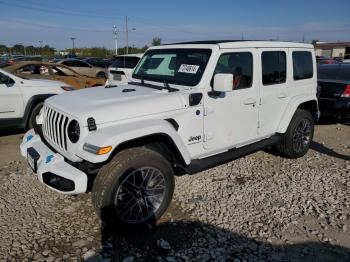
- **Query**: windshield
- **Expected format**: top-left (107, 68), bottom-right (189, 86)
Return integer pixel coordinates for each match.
top-left (133, 49), bottom-right (211, 86)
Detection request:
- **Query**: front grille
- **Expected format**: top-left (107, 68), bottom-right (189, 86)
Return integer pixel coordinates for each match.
top-left (43, 105), bottom-right (70, 151)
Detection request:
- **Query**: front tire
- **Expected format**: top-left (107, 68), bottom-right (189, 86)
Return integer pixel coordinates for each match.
top-left (276, 109), bottom-right (314, 159)
top-left (92, 147), bottom-right (175, 229)
top-left (28, 102), bottom-right (43, 130)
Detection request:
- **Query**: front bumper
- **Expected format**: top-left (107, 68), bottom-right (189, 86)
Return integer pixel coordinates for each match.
top-left (20, 129), bottom-right (88, 194)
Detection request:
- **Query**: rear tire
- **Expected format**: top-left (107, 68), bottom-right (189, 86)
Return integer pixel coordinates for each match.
top-left (28, 102), bottom-right (43, 130)
top-left (276, 109), bottom-right (314, 159)
top-left (92, 147), bottom-right (175, 229)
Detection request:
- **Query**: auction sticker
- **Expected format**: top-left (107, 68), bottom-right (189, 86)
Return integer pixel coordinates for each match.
top-left (178, 64), bottom-right (200, 74)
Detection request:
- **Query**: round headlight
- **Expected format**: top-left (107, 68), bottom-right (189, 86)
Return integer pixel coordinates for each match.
top-left (67, 120), bottom-right (80, 143)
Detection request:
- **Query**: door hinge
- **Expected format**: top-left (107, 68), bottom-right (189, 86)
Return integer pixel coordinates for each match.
top-left (259, 98), bottom-right (262, 105)
top-left (257, 121), bottom-right (261, 128)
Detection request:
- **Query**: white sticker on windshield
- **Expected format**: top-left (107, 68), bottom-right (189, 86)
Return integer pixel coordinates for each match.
top-left (178, 64), bottom-right (200, 74)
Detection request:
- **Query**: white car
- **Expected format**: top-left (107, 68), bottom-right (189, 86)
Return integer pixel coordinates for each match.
top-left (58, 59), bottom-right (107, 79)
top-left (106, 54), bottom-right (143, 85)
top-left (0, 69), bottom-right (72, 129)
top-left (20, 41), bottom-right (319, 228)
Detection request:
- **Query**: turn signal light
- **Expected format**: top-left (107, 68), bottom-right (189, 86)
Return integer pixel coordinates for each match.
top-left (83, 143), bottom-right (112, 155)
top-left (97, 146), bottom-right (112, 155)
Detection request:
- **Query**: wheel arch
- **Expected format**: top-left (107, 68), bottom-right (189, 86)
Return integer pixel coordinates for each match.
top-left (79, 119), bottom-right (191, 167)
top-left (277, 96), bottom-right (319, 134)
top-left (22, 94), bottom-right (56, 128)
top-left (108, 133), bottom-right (188, 170)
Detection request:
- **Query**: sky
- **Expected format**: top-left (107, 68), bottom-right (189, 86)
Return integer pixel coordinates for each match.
top-left (0, 0), bottom-right (349, 50)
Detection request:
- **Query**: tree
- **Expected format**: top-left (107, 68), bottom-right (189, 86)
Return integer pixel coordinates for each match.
top-left (151, 37), bottom-right (162, 46)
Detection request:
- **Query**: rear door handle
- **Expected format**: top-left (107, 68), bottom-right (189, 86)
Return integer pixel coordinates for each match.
top-left (243, 98), bottom-right (256, 106)
top-left (278, 92), bottom-right (287, 98)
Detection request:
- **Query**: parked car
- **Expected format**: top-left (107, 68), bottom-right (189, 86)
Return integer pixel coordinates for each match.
top-left (317, 63), bottom-right (350, 119)
top-left (83, 57), bottom-right (109, 68)
top-left (106, 54), bottom-right (143, 85)
top-left (4, 62), bottom-right (105, 89)
top-left (316, 56), bottom-right (338, 65)
top-left (58, 59), bottom-right (107, 78)
top-left (343, 54), bottom-right (350, 63)
top-left (0, 59), bottom-right (11, 68)
top-left (0, 68), bottom-right (72, 129)
top-left (20, 41), bottom-right (318, 228)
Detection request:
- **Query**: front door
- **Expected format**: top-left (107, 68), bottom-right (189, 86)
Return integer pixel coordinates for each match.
top-left (203, 49), bottom-right (259, 150)
top-left (0, 72), bottom-right (23, 119)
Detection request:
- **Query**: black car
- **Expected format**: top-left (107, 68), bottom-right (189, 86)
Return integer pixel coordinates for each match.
top-left (317, 64), bottom-right (350, 119)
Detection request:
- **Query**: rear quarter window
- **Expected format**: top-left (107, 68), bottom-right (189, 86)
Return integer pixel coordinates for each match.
top-left (293, 51), bottom-right (313, 80)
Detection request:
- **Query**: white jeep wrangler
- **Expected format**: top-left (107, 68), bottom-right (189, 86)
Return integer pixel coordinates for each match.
top-left (20, 41), bottom-right (319, 228)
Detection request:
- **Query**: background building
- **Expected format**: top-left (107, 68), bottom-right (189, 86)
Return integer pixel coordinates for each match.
top-left (315, 42), bottom-right (350, 58)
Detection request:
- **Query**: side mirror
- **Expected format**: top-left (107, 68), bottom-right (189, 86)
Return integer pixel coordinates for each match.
top-left (213, 73), bottom-right (233, 92)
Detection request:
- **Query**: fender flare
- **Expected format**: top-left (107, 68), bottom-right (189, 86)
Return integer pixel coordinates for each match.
top-left (276, 95), bottom-right (318, 133)
top-left (77, 119), bottom-right (191, 165)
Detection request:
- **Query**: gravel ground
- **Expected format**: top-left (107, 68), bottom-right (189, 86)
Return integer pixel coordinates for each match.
top-left (0, 121), bottom-right (349, 261)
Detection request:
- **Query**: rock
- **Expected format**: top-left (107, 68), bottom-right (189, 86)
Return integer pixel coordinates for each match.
top-left (82, 250), bottom-right (96, 261)
top-left (46, 256), bottom-right (55, 262)
top-left (165, 257), bottom-right (177, 262)
top-left (122, 257), bottom-right (135, 262)
top-left (157, 239), bottom-right (171, 250)
top-left (72, 239), bottom-right (90, 248)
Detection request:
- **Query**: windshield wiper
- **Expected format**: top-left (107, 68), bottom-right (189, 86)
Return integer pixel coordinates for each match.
top-left (163, 79), bottom-right (178, 92)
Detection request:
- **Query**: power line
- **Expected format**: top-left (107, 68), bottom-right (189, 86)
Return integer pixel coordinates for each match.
top-left (0, 1), bottom-right (122, 20)
top-left (12, 0), bottom-right (126, 18)
top-left (0, 18), bottom-right (136, 33)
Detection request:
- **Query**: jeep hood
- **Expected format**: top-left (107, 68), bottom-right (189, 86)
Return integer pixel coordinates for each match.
top-left (46, 84), bottom-right (188, 125)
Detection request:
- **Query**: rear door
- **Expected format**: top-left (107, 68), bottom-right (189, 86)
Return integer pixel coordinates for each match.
top-left (257, 49), bottom-right (290, 137)
top-left (0, 72), bottom-right (23, 119)
top-left (203, 49), bottom-right (259, 150)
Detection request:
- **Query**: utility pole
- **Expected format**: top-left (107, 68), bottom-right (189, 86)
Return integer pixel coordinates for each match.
top-left (125, 16), bottom-right (129, 54)
top-left (24, 45), bottom-right (27, 56)
top-left (113, 25), bottom-right (118, 55)
top-left (70, 37), bottom-right (76, 56)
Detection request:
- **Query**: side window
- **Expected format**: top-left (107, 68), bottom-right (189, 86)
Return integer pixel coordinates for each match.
top-left (213, 52), bottom-right (253, 90)
top-left (76, 61), bottom-right (90, 67)
top-left (0, 72), bottom-right (7, 84)
top-left (262, 51), bottom-right (286, 85)
top-left (293, 51), bottom-right (313, 80)
top-left (61, 61), bottom-right (72, 67)
top-left (0, 72), bottom-right (13, 85)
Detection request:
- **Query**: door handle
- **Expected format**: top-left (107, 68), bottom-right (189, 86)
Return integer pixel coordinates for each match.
top-left (278, 92), bottom-right (287, 98)
top-left (243, 98), bottom-right (256, 106)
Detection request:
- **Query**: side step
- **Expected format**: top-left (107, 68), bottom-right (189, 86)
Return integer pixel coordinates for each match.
top-left (183, 135), bottom-right (281, 175)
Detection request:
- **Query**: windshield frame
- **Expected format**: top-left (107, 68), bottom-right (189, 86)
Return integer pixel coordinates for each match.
top-left (132, 48), bottom-right (212, 87)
